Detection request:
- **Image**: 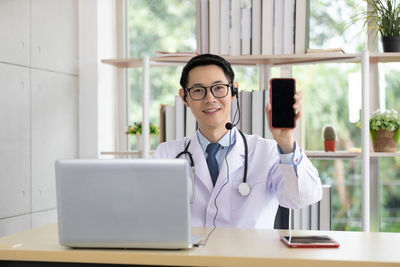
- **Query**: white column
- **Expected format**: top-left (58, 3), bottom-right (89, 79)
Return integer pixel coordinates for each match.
top-left (79, 0), bottom-right (117, 158)
top-left (141, 56), bottom-right (150, 158)
top-left (361, 51), bottom-right (370, 232)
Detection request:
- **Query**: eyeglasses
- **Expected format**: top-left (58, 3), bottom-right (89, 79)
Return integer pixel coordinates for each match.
top-left (186, 83), bottom-right (230, 100)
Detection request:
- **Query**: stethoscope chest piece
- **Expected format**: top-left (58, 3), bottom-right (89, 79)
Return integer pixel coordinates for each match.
top-left (238, 182), bottom-right (251, 197)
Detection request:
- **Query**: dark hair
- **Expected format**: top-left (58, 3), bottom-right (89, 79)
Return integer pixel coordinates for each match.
top-left (180, 54), bottom-right (235, 89)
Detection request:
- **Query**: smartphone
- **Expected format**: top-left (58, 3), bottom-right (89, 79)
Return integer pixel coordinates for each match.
top-left (280, 235), bottom-right (340, 248)
top-left (270, 78), bottom-right (296, 129)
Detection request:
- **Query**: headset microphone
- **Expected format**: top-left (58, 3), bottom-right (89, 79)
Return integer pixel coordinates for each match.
top-left (225, 122), bottom-right (233, 130)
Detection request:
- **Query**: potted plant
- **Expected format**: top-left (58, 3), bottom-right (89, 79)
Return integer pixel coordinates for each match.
top-left (323, 125), bottom-right (337, 152)
top-left (351, 0), bottom-right (400, 52)
top-left (369, 109), bottom-right (400, 152)
top-left (125, 121), bottom-right (159, 151)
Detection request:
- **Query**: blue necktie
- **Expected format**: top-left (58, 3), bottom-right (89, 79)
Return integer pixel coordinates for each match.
top-left (206, 143), bottom-right (220, 186)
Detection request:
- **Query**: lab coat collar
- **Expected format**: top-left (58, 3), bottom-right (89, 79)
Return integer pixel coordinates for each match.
top-left (187, 132), bottom-right (215, 193)
top-left (187, 127), bottom-right (245, 193)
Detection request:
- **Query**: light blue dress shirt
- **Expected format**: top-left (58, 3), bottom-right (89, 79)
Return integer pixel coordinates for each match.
top-left (197, 128), bottom-right (302, 173)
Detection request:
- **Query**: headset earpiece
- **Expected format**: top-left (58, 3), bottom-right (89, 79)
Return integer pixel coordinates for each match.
top-left (231, 82), bottom-right (239, 98)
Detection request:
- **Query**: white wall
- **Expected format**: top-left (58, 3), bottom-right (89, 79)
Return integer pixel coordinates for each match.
top-left (79, 0), bottom-right (117, 158)
top-left (0, 0), bottom-right (79, 237)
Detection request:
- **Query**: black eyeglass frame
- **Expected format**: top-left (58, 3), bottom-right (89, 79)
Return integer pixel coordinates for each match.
top-left (185, 83), bottom-right (232, 101)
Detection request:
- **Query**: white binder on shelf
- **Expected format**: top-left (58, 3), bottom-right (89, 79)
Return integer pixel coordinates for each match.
top-left (231, 98), bottom-right (241, 130)
top-left (251, 90), bottom-right (264, 136)
top-left (185, 106), bottom-right (197, 137)
top-left (175, 96), bottom-right (185, 140)
top-left (209, 0), bottom-right (221, 55)
top-left (283, 0), bottom-right (295, 54)
top-left (252, 0), bottom-right (262, 55)
top-left (240, 90), bottom-right (252, 134)
top-left (165, 105), bottom-right (176, 141)
top-left (200, 0), bottom-right (209, 54)
top-left (220, 0), bottom-right (230, 55)
top-left (230, 0), bottom-right (241, 55)
top-left (263, 89), bottom-right (273, 139)
top-left (273, 0), bottom-right (284, 55)
top-left (241, 7), bottom-right (251, 55)
top-left (261, 0), bottom-right (274, 55)
top-left (319, 185), bottom-right (332, 230)
top-left (295, 0), bottom-right (309, 54)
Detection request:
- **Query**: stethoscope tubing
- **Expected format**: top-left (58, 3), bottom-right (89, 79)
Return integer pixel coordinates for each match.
top-left (176, 129), bottom-right (250, 197)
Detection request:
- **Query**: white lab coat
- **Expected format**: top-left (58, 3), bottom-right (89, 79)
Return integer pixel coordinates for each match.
top-left (153, 127), bottom-right (322, 229)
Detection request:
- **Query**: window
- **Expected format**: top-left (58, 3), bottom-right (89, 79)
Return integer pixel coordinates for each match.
top-left (126, 0), bottom-right (399, 232)
top-left (380, 63), bottom-right (400, 232)
top-left (128, 0), bottom-right (196, 150)
top-left (297, 0), bottom-right (366, 230)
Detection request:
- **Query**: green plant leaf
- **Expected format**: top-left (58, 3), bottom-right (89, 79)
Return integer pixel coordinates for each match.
top-left (393, 127), bottom-right (400, 143)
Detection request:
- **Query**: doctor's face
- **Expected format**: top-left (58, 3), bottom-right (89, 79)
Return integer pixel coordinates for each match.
top-left (182, 65), bottom-right (235, 134)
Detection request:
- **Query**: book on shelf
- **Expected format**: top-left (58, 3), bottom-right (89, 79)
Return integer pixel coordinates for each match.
top-left (241, 6), bottom-right (251, 55)
top-left (295, 0), bottom-right (309, 54)
top-left (231, 97), bottom-right (241, 131)
top-left (319, 185), bottom-right (332, 230)
top-left (292, 208), bottom-right (301, 230)
top-left (263, 89), bottom-right (273, 139)
top-left (230, 0), bottom-right (241, 55)
top-left (273, 0), bottom-right (284, 55)
top-left (251, 90), bottom-right (264, 136)
top-left (200, 0), bottom-right (209, 54)
top-left (175, 96), bottom-right (185, 140)
top-left (300, 205), bottom-right (311, 230)
top-left (220, 0), bottom-right (230, 55)
top-left (159, 104), bottom-right (167, 142)
top-left (252, 0), bottom-right (261, 55)
top-left (195, 0), bottom-right (310, 57)
top-left (240, 90), bottom-right (252, 134)
top-left (306, 48), bottom-right (344, 53)
top-left (165, 105), bottom-right (176, 141)
top-left (310, 201), bottom-right (319, 230)
top-left (261, 0), bottom-right (274, 55)
top-left (283, 0), bottom-right (295, 55)
top-left (155, 51), bottom-right (199, 57)
top-left (185, 106), bottom-right (197, 137)
top-left (209, 0), bottom-right (221, 55)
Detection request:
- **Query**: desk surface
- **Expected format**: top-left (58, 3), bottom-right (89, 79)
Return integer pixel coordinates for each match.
top-left (0, 223), bottom-right (399, 267)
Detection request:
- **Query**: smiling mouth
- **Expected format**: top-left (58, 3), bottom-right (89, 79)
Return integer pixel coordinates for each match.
top-left (203, 108), bottom-right (221, 113)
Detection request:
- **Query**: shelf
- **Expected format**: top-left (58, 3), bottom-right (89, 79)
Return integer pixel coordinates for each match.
top-left (101, 53), bottom-right (400, 69)
top-left (306, 150), bottom-right (400, 159)
top-left (370, 152), bottom-right (400, 157)
top-left (370, 52), bottom-right (400, 63)
top-left (306, 151), bottom-right (361, 159)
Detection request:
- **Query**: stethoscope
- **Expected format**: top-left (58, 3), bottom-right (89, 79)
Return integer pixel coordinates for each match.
top-left (176, 127), bottom-right (251, 197)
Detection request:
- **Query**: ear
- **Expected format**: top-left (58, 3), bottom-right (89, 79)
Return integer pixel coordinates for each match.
top-left (179, 89), bottom-right (188, 106)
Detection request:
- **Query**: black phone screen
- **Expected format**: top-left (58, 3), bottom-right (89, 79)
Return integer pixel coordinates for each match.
top-left (270, 78), bottom-right (295, 128)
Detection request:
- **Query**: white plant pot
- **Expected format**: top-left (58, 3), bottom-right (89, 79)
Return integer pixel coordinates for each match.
top-left (135, 135), bottom-right (151, 152)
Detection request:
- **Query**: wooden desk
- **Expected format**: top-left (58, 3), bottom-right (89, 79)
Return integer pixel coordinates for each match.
top-left (0, 223), bottom-right (399, 266)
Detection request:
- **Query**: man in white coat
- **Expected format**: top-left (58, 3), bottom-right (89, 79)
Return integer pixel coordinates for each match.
top-left (153, 54), bottom-right (322, 229)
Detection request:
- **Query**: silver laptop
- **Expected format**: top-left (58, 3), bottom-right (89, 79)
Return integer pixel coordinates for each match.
top-left (55, 158), bottom-right (201, 249)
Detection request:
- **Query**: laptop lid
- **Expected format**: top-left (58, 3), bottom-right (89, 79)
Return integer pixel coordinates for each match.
top-left (55, 158), bottom-right (194, 249)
